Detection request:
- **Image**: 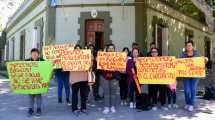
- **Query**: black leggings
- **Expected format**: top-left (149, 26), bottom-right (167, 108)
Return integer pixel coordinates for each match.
top-left (149, 85), bottom-right (167, 106)
top-left (71, 81), bottom-right (88, 111)
top-left (119, 73), bottom-right (128, 100)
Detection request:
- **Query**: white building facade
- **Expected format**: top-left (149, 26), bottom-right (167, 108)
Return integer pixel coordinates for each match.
top-left (5, 0), bottom-right (213, 62)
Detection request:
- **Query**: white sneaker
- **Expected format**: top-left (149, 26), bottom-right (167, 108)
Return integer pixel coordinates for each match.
top-left (124, 101), bottom-right (128, 106)
top-left (168, 104), bottom-right (172, 109)
top-left (129, 102), bottom-right (134, 109)
top-left (188, 106), bottom-right (194, 112)
top-left (134, 103), bottom-right (136, 108)
top-left (152, 106), bottom-right (157, 111)
top-left (173, 104), bottom-right (178, 109)
top-left (110, 106), bottom-right (116, 113)
top-left (103, 107), bottom-right (110, 114)
top-left (162, 107), bottom-right (169, 111)
top-left (120, 101), bottom-right (124, 106)
top-left (184, 105), bottom-right (189, 110)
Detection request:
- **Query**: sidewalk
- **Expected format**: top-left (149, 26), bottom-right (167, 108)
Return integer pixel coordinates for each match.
top-left (0, 78), bottom-right (215, 120)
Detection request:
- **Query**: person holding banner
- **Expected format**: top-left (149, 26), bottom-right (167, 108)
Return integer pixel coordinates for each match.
top-left (146, 42), bottom-right (156, 57)
top-left (26, 48), bottom-right (44, 117)
top-left (54, 69), bottom-right (70, 105)
top-left (180, 40), bottom-right (200, 112)
top-left (127, 47), bottom-right (150, 110)
top-left (69, 45), bottom-right (89, 115)
top-left (119, 47), bottom-right (129, 106)
top-left (148, 48), bottom-right (169, 111)
top-left (127, 48), bottom-right (139, 109)
top-left (100, 43), bottom-right (119, 114)
top-left (88, 44), bottom-right (103, 101)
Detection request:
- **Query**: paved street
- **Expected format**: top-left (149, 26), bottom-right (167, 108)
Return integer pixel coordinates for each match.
top-left (0, 75), bottom-right (215, 120)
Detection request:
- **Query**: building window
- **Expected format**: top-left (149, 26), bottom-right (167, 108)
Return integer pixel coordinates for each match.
top-left (205, 37), bottom-right (212, 69)
top-left (185, 29), bottom-right (194, 43)
top-left (153, 23), bottom-right (169, 55)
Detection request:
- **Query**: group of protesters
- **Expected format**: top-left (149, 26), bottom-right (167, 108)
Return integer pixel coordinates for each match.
top-left (26, 40), bottom-right (201, 117)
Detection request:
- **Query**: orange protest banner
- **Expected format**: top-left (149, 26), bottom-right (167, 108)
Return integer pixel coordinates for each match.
top-left (43, 44), bottom-right (75, 68)
top-left (60, 50), bottom-right (92, 71)
top-left (136, 56), bottom-right (176, 84)
top-left (176, 57), bottom-right (206, 77)
top-left (97, 51), bottom-right (127, 71)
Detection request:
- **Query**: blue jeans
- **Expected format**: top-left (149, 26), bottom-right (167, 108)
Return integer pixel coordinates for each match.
top-left (183, 78), bottom-right (199, 106)
top-left (55, 70), bottom-right (70, 99)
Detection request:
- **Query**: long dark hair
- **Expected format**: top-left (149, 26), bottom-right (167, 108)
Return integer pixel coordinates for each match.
top-left (131, 47), bottom-right (140, 58)
top-left (122, 47), bottom-right (129, 52)
top-left (74, 44), bottom-right (82, 49)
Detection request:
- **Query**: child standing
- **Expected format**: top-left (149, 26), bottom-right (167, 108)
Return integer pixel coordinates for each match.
top-left (26, 48), bottom-right (44, 117)
top-left (167, 82), bottom-right (178, 109)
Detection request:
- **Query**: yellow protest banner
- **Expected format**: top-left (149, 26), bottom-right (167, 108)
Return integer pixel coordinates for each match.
top-left (176, 57), bottom-right (206, 77)
top-left (136, 56), bottom-right (176, 84)
top-left (43, 44), bottom-right (75, 68)
top-left (97, 51), bottom-right (127, 71)
top-left (60, 50), bottom-right (92, 71)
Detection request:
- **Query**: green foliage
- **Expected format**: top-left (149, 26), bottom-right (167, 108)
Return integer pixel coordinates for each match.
top-left (160, 0), bottom-right (215, 23)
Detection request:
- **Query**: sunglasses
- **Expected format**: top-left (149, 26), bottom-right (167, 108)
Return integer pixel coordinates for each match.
top-left (151, 51), bottom-right (158, 53)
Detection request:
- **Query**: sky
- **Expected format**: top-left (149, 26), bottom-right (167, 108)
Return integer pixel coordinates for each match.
top-left (0, 0), bottom-right (24, 30)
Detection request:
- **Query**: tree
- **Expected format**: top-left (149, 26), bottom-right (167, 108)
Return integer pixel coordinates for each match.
top-left (190, 0), bottom-right (215, 85)
top-left (0, 17), bottom-right (2, 32)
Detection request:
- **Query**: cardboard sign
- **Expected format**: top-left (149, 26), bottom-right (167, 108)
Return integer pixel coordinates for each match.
top-left (136, 56), bottom-right (176, 84)
top-left (176, 57), bottom-right (205, 77)
top-left (7, 61), bottom-right (53, 94)
top-left (97, 52), bottom-right (127, 71)
top-left (43, 44), bottom-right (75, 68)
top-left (60, 50), bottom-right (92, 71)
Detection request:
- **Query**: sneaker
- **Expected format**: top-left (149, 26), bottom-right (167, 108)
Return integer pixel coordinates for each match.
top-left (58, 98), bottom-right (62, 103)
top-left (103, 107), bottom-right (110, 114)
top-left (184, 105), bottom-right (189, 110)
top-left (188, 106), bottom-right (194, 112)
top-left (73, 110), bottom-right (80, 116)
top-left (27, 108), bottom-right (34, 117)
top-left (66, 98), bottom-right (71, 106)
top-left (81, 109), bottom-right (88, 115)
top-left (129, 102), bottom-right (134, 109)
top-left (120, 101), bottom-right (124, 106)
top-left (110, 106), bottom-right (116, 113)
top-left (162, 107), bottom-right (169, 111)
top-left (35, 108), bottom-right (42, 116)
top-left (168, 104), bottom-right (172, 109)
top-left (134, 103), bottom-right (136, 108)
top-left (124, 101), bottom-right (128, 106)
top-left (152, 106), bottom-right (157, 111)
top-left (173, 104), bottom-right (178, 109)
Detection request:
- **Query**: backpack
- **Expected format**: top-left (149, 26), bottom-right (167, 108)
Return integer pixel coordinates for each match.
top-left (203, 86), bottom-right (215, 100)
top-left (136, 93), bottom-right (151, 111)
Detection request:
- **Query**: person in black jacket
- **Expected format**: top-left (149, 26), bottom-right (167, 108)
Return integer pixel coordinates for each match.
top-left (26, 48), bottom-right (44, 117)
